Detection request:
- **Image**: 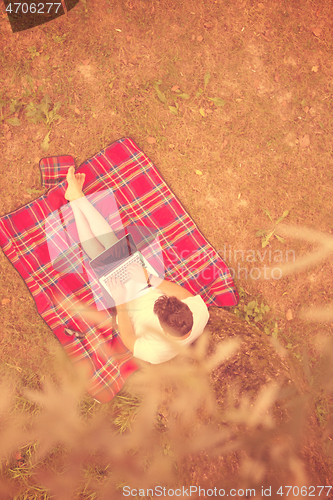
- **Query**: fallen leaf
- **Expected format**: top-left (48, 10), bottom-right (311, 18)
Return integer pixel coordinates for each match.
top-left (41, 131), bottom-right (51, 152)
top-left (126, 35), bottom-right (131, 41)
top-left (286, 309), bottom-right (293, 321)
top-left (312, 27), bottom-right (322, 37)
top-left (169, 144), bottom-right (175, 149)
top-left (5, 132), bottom-right (11, 140)
top-left (303, 106), bottom-right (309, 113)
top-left (168, 105), bottom-right (178, 115)
top-left (1, 299), bottom-right (10, 305)
top-left (262, 30), bottom-right (273, 41)
top-left (147, 136), bottom-right (156, 144)
top-left (154, 87), bottom-right (167, 103)
top-left (6, 118), bottom-right (20, 126)
top-left (171, 85), bottom-right (180, 92)
top-left (299, 134), bottom-right (310, 149)
top-left (74, 108), bottom-right (80, 114)
top-left (191, 35), bottom-right (195, 41)
top-left (204, 22), bottom-right (213, 29)
top-left (274, 73), bottom-right (280, 82)
top-left (23, 134), bottom-right (28, 141)
top-left (197, 35), bottom-right (203, 42)
top-left (195, 169), bottom-right (203, 176)
top-left (208, 97), bottom-right (225, 107)
top-left (311, 66), bottom-right (319, 72)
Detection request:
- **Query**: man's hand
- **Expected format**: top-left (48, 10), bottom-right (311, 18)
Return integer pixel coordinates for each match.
top-left (107, 276), bottom-right (127, 305)
top-left (127, 263), bottom-right (148, 284)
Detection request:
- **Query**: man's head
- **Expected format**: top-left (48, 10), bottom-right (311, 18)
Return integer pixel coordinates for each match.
top-left (153, 295), bottom-right (193, 338)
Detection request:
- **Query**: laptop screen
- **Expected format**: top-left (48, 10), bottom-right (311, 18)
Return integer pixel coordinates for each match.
top-left (89, 234), bottom-right (137, 271)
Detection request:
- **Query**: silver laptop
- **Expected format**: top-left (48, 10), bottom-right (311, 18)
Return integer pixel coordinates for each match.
top-left (89, 234), bottom-right (157, 297)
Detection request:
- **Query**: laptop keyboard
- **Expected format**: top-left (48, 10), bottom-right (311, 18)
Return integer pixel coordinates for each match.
top-left (100, 253), bottom-right (143, 286)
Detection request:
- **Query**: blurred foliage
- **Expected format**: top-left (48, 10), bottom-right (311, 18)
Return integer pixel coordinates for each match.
top-left (0, 323), bottom-right (331, 498)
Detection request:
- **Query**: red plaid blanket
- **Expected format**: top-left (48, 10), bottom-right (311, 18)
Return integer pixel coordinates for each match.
top-left (0, 138), bottom-right (239, 402)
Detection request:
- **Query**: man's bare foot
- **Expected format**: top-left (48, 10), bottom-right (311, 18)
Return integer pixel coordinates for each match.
top-left (65, 166), bottom-right (86, 201)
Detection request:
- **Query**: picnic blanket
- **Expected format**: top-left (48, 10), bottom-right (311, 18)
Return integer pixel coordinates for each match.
top-left (0, 137), bottom-right (239, 402)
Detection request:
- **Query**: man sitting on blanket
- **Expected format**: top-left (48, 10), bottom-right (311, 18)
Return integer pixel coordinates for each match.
top-left (65, 167), bottom-right (209, 364)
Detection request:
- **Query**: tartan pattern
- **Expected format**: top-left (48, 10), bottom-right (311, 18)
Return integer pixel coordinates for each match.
top-left (0, 137), bottom-right (239, 402)
top-left (39, 155), bottom-right (76, 189)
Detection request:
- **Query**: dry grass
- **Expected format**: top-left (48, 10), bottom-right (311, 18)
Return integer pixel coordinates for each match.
top-left (1, 0), bottom-right (333, 496)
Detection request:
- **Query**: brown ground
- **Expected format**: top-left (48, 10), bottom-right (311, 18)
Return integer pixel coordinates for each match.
top-left (1, 0), bottom-right (333, 496)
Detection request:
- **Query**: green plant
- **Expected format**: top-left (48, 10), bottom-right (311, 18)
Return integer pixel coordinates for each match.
top-left (151, 74), bottom-right (224, 118)
top-left (25, 94), bottom-right (61, 127)
top-left (195, 72), bottom-right (225, 117)
top-left (256, 209), bottom-right (290, 247)
top-left (233, 288), bottom-right (276, 336)
top-left (0, 98), bottom-right (23, 125)
top-left (264, 320), bottom-right (279, 339)
top-left (27, 46), bottom-right (40, 60)
top-left (234, 299), bottom-right (270, 324)
top-left (53, 34), bottom-right (67, 44)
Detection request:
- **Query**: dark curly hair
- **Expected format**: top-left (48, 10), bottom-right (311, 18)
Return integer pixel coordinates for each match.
top-left (153, 295), bottom-right (193, 337)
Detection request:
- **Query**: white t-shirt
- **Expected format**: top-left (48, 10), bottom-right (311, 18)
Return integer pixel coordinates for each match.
top-left (127, 288), bottom-right (209, 364)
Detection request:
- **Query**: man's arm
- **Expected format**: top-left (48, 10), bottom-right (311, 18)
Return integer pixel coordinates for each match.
top-left (128, 264), bottom-right (194, 300)
top-left (150, 274), bottom-right (194, 300)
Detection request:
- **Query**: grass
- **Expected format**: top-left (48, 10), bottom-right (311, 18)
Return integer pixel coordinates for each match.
top-left (1, 0), bottom-right (333, 495)
top-left (110, 392), bottom-right (143, 433)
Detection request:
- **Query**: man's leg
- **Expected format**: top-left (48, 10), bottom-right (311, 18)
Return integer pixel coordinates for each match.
top-left (70, 203), bottom-right (105, 260)
top-left (70, 195), bottom-right (118, 250)
top-left (65, 167), bottom-right (118, 257)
